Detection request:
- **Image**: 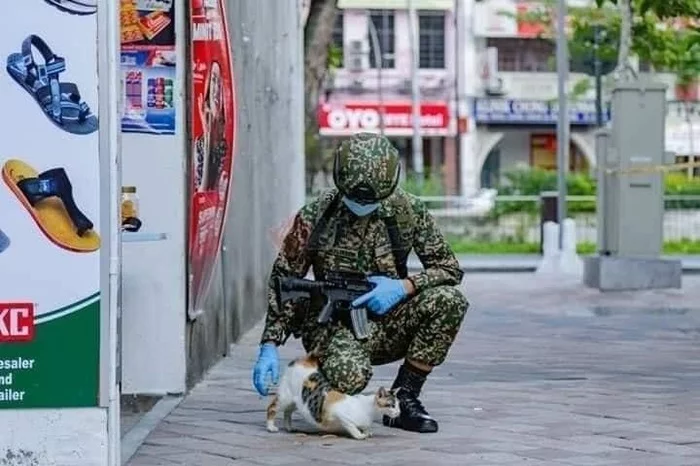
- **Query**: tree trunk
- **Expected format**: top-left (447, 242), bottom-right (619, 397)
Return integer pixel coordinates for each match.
top-left (303, 0), bottom-right (339, 192)
top-left (613, 0), bottom-right (636, 82)
top-left (685, 99), bottom-right (696, 180)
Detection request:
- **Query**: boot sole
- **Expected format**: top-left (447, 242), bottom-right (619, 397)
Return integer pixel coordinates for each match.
top-left (383, 415), bottom-right (439, 433)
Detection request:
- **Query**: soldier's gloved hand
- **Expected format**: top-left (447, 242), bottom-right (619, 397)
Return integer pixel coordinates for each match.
top-left (352, 276), bottom-right (408, 316)
top-left (252, 342), bottom-right (279, 396)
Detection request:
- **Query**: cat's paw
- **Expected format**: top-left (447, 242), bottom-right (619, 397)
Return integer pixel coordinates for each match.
top-left (351, 431), bottom-right (368, 440)
top-left (266, 423), bottom-right (279, 433)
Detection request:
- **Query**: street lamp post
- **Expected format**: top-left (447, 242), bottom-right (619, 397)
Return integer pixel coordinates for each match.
top-left (555, 0), bottom-right (569, 249)
top-left (367, 16), bottom-right (385, 136)
top-left (593, 24), bottom-right (604, 128)
top-left (407, 0), bottom-right (424, 184)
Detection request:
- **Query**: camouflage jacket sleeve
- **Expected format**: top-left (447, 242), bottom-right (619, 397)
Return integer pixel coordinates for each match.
top-left (407, 196), bottom-right (464, 294)
top-left (260, 197), bottom-right (325, 345)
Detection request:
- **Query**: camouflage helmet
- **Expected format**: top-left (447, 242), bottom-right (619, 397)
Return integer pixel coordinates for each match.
top-left (333, 132), bottom-right (401, 204)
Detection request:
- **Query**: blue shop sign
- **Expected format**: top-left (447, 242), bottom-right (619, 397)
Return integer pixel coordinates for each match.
top-left (473, 98), bottom-right (611, 125)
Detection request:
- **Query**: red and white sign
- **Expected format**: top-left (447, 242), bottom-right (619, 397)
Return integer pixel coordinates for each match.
top-left (318, 101), bottom-right (452, 137)
top-left (188, 0), bottom-right (236, 318)
top-left (0, 303), bottom-right (34, 343)
top-left (473, 0), bottom-right (567, 38)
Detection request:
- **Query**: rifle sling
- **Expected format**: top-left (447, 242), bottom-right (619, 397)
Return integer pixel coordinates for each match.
top-left (383, 215), bottom-right (409, 279)
top-left (306, 193), bottom-right (342, 255)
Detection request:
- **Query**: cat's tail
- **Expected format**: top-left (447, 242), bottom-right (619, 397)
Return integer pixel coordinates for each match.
top-left (266, 394), bottom-right (279, 433)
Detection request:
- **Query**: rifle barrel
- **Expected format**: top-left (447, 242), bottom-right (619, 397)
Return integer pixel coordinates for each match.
top-left (279, 278), bottom-right (322, 293)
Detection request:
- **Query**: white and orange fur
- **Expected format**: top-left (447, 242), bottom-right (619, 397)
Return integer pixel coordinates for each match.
top-left (265, 354), bottom-right (401, 440)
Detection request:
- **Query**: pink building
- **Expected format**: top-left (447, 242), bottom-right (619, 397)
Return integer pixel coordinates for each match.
top-left (319, 0), bottom-right (462, 194)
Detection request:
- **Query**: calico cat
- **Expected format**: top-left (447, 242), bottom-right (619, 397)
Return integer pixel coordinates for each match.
top-left (265, 354), bottom-right (401, 440)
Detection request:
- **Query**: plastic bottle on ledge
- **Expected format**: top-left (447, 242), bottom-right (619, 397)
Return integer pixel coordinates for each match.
top-left (121, 186), bottom-right (142, 232)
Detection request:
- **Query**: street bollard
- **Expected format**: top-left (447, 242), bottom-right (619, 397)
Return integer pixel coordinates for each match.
top-left (559, 218), bottom-right (583, 276)
top-left (539, 191), bottom-right (559, 253)
top-left (561, 218), bottom-right (577, 253)
top-left (536, 221), bottom-right (560, 275)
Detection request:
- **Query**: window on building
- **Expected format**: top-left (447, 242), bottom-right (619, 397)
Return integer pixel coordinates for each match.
top-left (418, 10), bottom-right (446, 69)
top-left (486, 38), bottom-right (597, 73)
top-left (368, 9), bottom-right (395, 68)
top-left (331, 11), bottom-right (344, 68)
top-left (486, 38), bottom-right (554, 72)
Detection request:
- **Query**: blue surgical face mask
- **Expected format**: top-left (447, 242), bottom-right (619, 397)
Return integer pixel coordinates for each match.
top-left (342, 196), bottom-right (380, 217)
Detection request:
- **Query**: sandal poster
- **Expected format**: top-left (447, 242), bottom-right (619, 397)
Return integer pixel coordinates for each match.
top-left (188, 0), bottom-right (236, 317)
top-left (120, 0), bottom-right (176, 134)
top-left (0, 2), bottom-right (100, 408)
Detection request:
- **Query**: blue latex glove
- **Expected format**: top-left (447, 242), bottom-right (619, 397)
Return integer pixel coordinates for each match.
top-left (352, 276), bottom-right (408, 316)
top-left (252, 342), bottom-right (279, 396)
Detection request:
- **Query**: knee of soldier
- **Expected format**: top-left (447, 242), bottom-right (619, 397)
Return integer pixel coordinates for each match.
top-left (321, 354), bottom-right (372, 395)
top-left (420, 286), bottom-right (469, 321)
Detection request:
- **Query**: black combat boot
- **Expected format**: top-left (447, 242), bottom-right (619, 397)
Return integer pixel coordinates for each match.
top-left (382, 362), bottom-right (438, 433)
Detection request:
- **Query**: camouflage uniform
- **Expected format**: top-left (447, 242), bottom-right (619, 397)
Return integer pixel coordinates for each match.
top-left (261, 187), bottom-right (469, 394)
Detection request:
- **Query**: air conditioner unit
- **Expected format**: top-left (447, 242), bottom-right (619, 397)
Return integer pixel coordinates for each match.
top-left (349, 39), bottom-right (364, 54)
top-left (485, 77), bottom-right (506, 96)
top-left (346, 39), bottom-right (365, 71)
top-left (348, 55), bottom-right (364, 72)
top-left (483, 46), bottom-right (506, 96)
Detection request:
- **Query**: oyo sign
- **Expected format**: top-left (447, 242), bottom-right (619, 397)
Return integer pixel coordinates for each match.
top-left (327, 107), bottom-right (382, 131)
top-left (318, 102), bottom-right (452, 137)
top-left (0, 303), bottom-right (34, 343)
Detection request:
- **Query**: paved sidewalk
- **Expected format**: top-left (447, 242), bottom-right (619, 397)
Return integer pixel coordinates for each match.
top-left (407, 254), bottom-right (700, 272)
top-left (126, 274), bottom-right (700, 466)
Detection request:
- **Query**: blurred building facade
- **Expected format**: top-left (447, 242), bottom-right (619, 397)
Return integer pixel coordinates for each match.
top-left (469, 0), bottom-right (698, 189)
top-left (320, 0), bottom-right (460, 193)
top-left (319, 0), bottom-right (699, 197)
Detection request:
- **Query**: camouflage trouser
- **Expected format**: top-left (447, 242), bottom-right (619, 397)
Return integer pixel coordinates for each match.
top-left (297, 285), bottom-right (469, 395)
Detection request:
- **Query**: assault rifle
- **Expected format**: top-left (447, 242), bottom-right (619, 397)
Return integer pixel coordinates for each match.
top-left (274, 271), bottom-right (377, 340)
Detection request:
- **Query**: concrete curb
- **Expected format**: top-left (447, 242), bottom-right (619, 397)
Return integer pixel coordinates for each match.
top-left (408, 256), bottom-right (700, 274)
top-left (409, 264), bottom-right (537, 273)
top-left (120, 395), bottom-right (184, 465)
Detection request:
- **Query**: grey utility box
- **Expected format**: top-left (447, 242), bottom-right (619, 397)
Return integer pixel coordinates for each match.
top-left (584, 79), bottom-right (681, 291)
top-left (603, 80), bottom-right (668, 257)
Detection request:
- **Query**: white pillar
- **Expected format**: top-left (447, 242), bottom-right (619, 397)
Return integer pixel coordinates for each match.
top-left (559, 217), bottom-right (583, 276)
top-left (456, 0), bottom-right (479, 197)
top-left (460, 123), bottom-right (480, 197)
top-left (536, 221), bottom-right (561, 275)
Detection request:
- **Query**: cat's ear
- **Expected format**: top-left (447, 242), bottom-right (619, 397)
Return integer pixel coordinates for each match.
top-left (377, 386), bottom-right (387, 398)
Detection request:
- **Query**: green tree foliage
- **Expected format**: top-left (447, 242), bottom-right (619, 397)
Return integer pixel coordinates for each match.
top-left (512, 0), bottom-right (699, 85)
top-left (598, 0), bottom-right (700, 20)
